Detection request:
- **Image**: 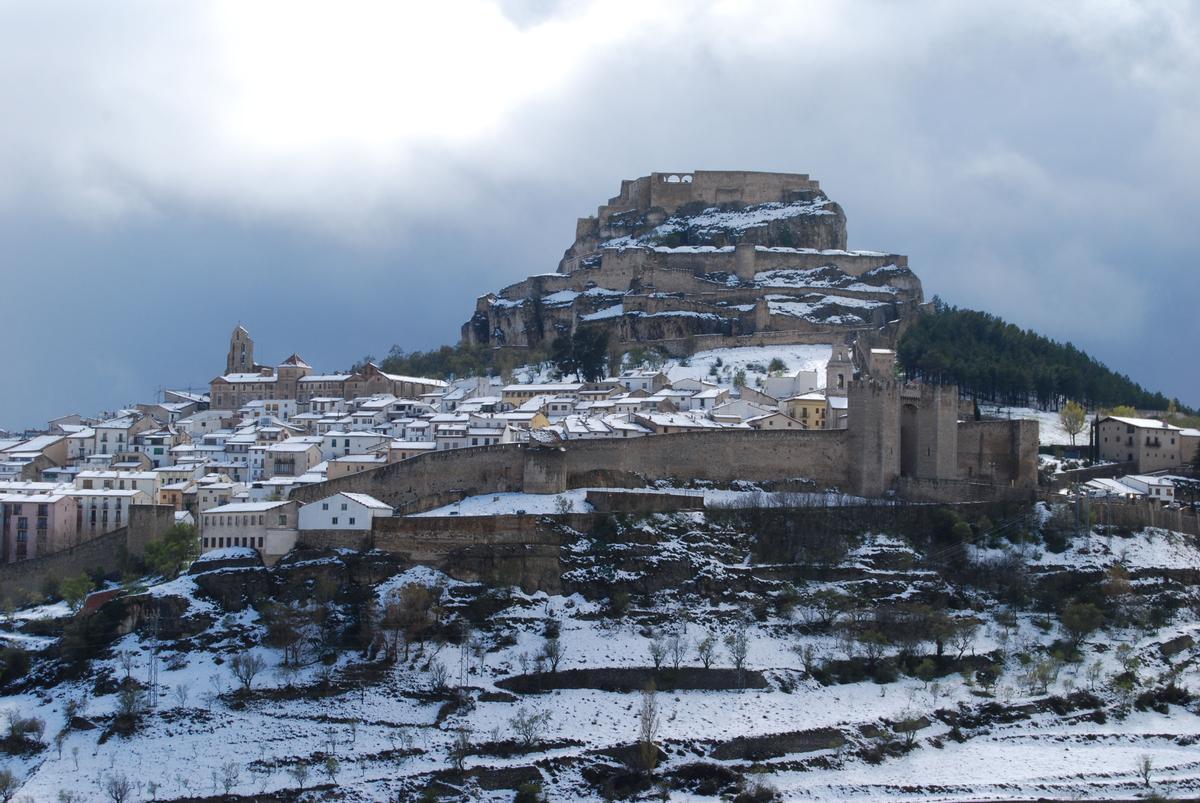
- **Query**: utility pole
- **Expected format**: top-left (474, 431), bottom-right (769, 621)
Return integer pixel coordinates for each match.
top-left (147, 608), bottom-right (161, 709)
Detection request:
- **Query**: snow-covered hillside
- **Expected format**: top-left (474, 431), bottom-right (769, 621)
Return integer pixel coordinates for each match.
top-left (665, 344), bottom-right (832, 390)
top-left (980, 404), bottom-right (1094, 447)
top-left (4, 505), bottom-right (1200, 801)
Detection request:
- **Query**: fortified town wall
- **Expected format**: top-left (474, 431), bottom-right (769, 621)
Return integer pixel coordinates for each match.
top-left (290, 380), bottom-right (1038, 514)
top-left (0, 505), bottom-right (177, 605)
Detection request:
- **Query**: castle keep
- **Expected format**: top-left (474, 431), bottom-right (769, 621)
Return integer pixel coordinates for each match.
top-left (463, 171), bottom-right (922, 354)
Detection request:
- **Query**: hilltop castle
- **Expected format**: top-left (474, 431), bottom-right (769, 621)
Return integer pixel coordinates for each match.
top-left (463, 170), bottom-right (924, 354)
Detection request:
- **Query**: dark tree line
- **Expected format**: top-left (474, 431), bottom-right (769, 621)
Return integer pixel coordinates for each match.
top-left (897, 303), bottom-right (1185, 412)
top-left (351, 342), bottom-right (549, 382)
top-left (550, 326), bottom-right (610, 382)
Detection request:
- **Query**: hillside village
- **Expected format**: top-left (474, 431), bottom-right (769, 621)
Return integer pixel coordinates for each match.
top-left (1, 172), bottom-right (1199, 802)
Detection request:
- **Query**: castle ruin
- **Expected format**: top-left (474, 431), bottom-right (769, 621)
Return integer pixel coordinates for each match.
top-left (462, 171), bottom-right (924, 355)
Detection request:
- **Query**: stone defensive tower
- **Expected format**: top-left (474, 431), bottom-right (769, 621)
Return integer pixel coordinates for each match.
top-left (846, 349), bottom-right (961, 497)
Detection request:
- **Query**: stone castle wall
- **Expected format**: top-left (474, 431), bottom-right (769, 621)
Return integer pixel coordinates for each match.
top-left (595, 171), bottom-right (820, 225)
top-left (0, 504), bottom-right (177, 605)
top-left (289, 430), bottom-right (853, 512)
top-left (957, 420), bottom-right (1040, 487)
top-left (561, 245), bottom-right (908, 278)
top-left (288, 443), bottom-right (527, 512)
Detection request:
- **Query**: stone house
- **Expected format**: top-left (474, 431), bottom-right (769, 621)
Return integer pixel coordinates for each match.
top-left (263, 439), bottom-right (323, 479)
top-left (199, 500), bottom-right (299, 564)
top-left (1096, 416), bottom-right (1188, 472)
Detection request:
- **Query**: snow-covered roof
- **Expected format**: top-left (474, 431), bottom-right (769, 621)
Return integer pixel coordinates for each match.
top-left (503, 383), bottom-right (585, 392)
top-left (206, 500), bottom-right (290, 513)
top-left (299, 374), bottom-right (352, 382)
top-left (219, 373), bottom-right (277, 384)
top-left (1101, 415), bottom-right (1181, 431)
top-left (340, 492), bottom-right (392, 510)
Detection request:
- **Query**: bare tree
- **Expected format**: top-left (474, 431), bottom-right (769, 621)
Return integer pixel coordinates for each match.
top-left (286, 763), bottom-right (309, 792)
top-left (229, 653), bottom-right (266, 691)
top-left (541, 637), bottom-right (565, 673)
top-left (103, 772), bottom-right (133, 803)
top-left (219, 762), bottom-right (240, 795)
top-left (637, 682), bottom-right (660, 773)
top-left (509, 706), bottom-right (551, 747)
top-left (950, 619), bottom-right (979, 661)
top-left (117, 651), bottom-right (136, 680)
top-left (322, 756), bottom-right (339, 784)
top-left (695, 632), bottom-right (716, 669)
top-left (1137, 754), bottom-right (1153, 788)
top-left (0, 770), bottom-right (17, 803)
top-left (647, 633), bottom-right (667, 670)
top-left (725, 624), bottom-right (749, 686)
top-left (380, 584), bottom-right (436, 662)
top-left (450, 725), bottom-right (472, 771)
top-left (667, 633), bottom-right (689, 671)
top-left (172, 683), bottom-right (190, 708)
top-left (429, 659), bottom-right (449, 691)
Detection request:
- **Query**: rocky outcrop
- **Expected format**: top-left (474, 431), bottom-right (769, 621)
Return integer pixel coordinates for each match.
top-left (461, 171), bottom-right (924, 352)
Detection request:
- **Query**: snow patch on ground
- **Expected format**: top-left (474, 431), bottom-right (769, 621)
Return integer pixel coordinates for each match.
top-left (663, 344), bottom-right (833, 390)
top-left (981, 404), bottom-right (1095, 447)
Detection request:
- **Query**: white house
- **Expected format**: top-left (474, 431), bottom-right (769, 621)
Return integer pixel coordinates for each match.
top-left (298, 492), bottom-right (392, 531)
top-left (1119, 475), bottom-right (1175, 504)
top-left (320, 430), bottom-right (389, 461)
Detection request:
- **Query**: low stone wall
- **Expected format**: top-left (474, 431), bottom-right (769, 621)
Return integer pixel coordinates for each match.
top-left (584, 489), bottom-right (704, 514)
top-left (0, 528), bottom-right (127, 605)
top-left (1050, 461), bottom-right (1137, 490)
top-left (1088, 500), bottom-right (1200, 537)
top-left (896, 477), bottom-right (1037, 504)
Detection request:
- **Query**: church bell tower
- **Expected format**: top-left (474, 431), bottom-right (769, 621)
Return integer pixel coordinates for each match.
top-left (226, 325), bottom-right (255, 375)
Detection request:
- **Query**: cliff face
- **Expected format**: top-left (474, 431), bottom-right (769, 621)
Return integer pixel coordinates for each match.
top-left (462, 171), bottom-right (922, 353)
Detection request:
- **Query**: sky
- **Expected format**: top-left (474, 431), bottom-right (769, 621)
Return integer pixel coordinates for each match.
top-left (1, 0), bottom-right (1198, 429)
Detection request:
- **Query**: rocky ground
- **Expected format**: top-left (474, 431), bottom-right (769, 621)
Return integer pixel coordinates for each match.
top-left (3, 501), bottom-right (1200, 801)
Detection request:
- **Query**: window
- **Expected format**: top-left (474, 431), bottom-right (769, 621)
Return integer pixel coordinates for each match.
top-left (277, 515), bottom-right (286, 526)
top-left (332, 517), bottom-right (339, 525)
top-left (349, 517), bottom-right (356, 525)
top-left (322, 502), bottom-right (329, 510)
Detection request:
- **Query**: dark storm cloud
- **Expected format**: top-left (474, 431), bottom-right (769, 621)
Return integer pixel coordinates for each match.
top-left (0, 0), bottom-right (1197, 428)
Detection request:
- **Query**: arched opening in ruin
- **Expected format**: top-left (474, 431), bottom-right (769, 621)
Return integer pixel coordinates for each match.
top-left (900, 402), bottom-right (919, 478)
